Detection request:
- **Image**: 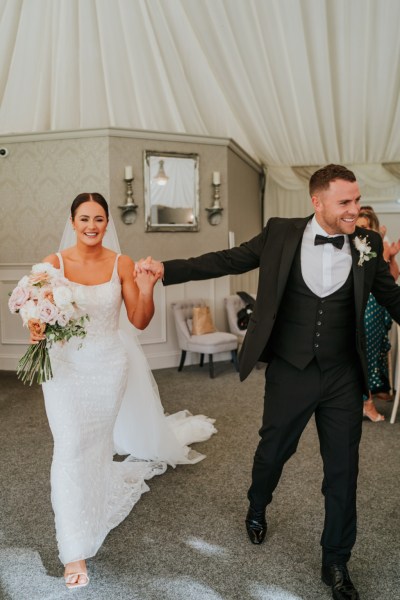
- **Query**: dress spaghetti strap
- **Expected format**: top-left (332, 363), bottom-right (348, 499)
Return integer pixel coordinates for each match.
top-left (56, 252), bottom-right (64, 274)
top-left (111, 254), bottom-right (121, 283)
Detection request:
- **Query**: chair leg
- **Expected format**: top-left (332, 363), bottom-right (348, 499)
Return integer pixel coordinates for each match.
top-left (231, 349), bottom-right (239, 372)
top-left (199, 353), bottom-right (204, 367)
top-left (388, 350), bottom-right (393, 394)
top-left (390, 324), bottom-right (400, 423)
top-left (390, 388), bottom-right (400, 424)
top-left (178, 350), bottom-right (186, 372)
top-left (208, 354), bottom-right (214, 378)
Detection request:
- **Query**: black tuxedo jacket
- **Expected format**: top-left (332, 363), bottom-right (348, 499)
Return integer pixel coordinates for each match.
top-left (163, 216), bottom-right (400, 387)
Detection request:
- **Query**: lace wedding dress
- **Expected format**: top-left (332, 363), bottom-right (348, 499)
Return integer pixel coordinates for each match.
top-left (42, 253), bottom-right (216, 565)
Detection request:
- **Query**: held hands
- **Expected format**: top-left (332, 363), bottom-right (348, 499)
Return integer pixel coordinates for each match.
top-left (135, 256), bottom-right (165, 279)
top-left (134, 257), bottom-right (163, 295)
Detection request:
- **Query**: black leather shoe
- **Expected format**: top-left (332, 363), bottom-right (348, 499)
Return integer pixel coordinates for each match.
top-left (321, 564), bottom-right (360, 600)
top-left (245, 507), bottom-right (267, 545)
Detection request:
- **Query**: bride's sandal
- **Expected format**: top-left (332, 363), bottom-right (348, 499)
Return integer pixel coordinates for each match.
top-left (64, 572), bottom-right (90, 590)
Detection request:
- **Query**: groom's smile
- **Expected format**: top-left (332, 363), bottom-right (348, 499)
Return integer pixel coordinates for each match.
top-left (312, 178), bottom-right (361, 236)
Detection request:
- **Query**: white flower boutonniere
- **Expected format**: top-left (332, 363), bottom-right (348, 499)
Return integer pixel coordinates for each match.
top-left (353, 235), bottom-right (377, 266)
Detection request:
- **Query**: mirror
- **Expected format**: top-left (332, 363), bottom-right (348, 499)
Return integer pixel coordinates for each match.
top-left (144, 151), bottom-right (199, 231)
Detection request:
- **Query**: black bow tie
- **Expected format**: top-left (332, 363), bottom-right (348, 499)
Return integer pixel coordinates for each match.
top-left (314, 234), bottom-right (345, 250)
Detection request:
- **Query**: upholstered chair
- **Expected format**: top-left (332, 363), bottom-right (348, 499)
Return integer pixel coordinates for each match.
top-left (171, 299), bottom-right (239, 378)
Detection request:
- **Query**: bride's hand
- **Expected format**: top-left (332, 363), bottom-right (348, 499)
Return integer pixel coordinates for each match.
top-left (135, 256), bottom-right (164, 279)
top-left (134, 266), bottom-right (161, 294)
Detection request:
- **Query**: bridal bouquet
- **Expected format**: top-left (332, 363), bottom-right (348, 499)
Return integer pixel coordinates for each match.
top-left (8, 262), bottom-right (89, 385)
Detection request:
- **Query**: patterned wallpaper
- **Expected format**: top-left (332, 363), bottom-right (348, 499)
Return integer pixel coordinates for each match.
top-left (0, 130), bottom-right (261, 264)
top-left (0, 130), bottom-right (261, 371)
top-left (0, 136), bottom-right (109, 262)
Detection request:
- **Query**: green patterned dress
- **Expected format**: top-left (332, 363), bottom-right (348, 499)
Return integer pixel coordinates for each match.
top-left (364, 294), bottom-right (392, 396)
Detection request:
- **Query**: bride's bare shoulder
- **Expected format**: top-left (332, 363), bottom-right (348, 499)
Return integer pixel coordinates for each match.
top-left (118, 254), bottom-right (134, 267)
top-left (117, 254), bottom-right (135, 280)
top-left (103, 247), bottom-right (118, 259)
top-left (42, 253), bottom-right (60, 268)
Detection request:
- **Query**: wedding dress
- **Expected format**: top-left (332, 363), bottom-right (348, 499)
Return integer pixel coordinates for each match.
top-left (42, 252), bottom-right (216, 565)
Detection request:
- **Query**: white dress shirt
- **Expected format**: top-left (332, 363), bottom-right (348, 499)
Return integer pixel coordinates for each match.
top-left (301, 216), bottom-right (352, 298)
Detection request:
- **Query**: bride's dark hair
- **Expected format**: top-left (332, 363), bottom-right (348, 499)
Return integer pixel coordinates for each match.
top-left (71, 193), bottom-right (109, 220)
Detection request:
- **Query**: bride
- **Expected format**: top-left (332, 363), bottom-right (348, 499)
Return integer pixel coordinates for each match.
top-left (30, 192), bottom-right (216, 589)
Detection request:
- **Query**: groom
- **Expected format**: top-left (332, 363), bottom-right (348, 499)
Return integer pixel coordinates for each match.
top-left (139, 164), bottom-right (400, 600)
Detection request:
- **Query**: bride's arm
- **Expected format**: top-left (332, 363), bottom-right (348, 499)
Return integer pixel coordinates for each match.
top-left (119, 255), bottom-right (160, 330)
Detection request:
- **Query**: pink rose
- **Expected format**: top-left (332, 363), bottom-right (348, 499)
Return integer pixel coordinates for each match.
top-left (8, 286), bottom-right (30, 313)
top-left (29, 272), bottom-right (50, 286)
top-left (38, 299), bottom-right (59, 325)
top-left (42, 289), bottom-right (55, 304)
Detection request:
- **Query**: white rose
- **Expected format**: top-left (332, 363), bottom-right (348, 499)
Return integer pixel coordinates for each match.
top-left (57, 309), bottom-right (74, 327)
top-left (19, 300), bottom-right (39, 325)
top-left (354, 236), bottom-right (370, 254)
top-left (17, 275), bottom-right (30, 288)
top-left (53, 286), bottom-right (73, 310)
top-left (31, 262), bottom-right (59, 277)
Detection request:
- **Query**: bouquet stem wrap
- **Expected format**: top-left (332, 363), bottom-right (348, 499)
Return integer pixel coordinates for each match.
top-left (16, 339), bottom-right (53, 385)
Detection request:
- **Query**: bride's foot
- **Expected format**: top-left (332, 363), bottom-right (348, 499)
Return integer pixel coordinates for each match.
top-left (64, 560), bottom-right (89, 590)
top-left (363, 398), bottom-right (385, 422)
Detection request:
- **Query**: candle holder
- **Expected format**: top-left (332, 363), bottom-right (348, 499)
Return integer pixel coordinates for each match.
top-left (118, 176), bottom-right (138, 224)
top-left (206, 181), bottom-right (223, 225)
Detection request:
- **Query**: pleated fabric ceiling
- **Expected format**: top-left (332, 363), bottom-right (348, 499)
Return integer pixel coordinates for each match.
top-left (1, 0), bottom-right (400, 216)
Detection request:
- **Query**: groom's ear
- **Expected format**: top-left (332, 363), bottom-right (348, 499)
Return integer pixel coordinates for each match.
top-left (311, 194), bottom-right (321, 213)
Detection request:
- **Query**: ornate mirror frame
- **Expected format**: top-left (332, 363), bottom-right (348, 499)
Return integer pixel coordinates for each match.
top-left (144, 151), bottom-right (200, 232)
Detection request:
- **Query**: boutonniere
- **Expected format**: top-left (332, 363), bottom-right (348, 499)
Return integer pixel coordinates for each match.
top-left (353, 235), bottom-right (377, 266)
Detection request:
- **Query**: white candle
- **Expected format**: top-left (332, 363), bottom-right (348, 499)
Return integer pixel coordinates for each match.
top-left (125, 165), bottom-right (133, 180)
top-left (212, 171), bottom-right (220, 185)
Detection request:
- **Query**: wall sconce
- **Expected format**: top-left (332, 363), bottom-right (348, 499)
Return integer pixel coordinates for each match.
top-left (118, 166), bottom-right (138, 224)
top-left (206, 171), bottom-right (223, 225)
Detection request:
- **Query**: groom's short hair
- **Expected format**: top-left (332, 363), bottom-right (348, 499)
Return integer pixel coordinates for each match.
top-left (309, 164), bottom-right (356, 196)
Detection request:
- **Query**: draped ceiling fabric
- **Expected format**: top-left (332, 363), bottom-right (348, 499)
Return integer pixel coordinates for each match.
top-left (1, 0), bottom-right (400, 218)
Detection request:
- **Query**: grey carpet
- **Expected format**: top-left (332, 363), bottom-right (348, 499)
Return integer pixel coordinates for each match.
top-left (0, 364), bottom-right (398, 600)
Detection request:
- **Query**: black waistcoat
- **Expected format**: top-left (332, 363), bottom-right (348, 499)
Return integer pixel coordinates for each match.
top-left (269, 243), bottom-right (356, 370)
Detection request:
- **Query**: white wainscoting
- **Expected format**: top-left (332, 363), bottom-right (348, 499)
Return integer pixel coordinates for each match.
top-left (0, 264), bottom-right (32, 370)
top-left (231, 270), bottom-right (259, 296)
top-left (141, 275), bottom-right (232, 370)
top-left (0, 264), bottom-right (232, 372)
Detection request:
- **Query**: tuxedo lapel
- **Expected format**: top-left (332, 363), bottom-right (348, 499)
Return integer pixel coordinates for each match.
top-left (349, 231), bottom-right (365, 321)
top-left (276, 216), bottom-right (311, 306)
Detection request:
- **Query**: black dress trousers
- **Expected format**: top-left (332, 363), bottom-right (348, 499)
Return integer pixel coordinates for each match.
top-left (247, 355), bottom-right (363, 565)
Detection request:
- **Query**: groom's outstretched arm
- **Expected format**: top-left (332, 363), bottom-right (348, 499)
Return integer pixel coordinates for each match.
top-left (141, 227), bottom-right (268, 286)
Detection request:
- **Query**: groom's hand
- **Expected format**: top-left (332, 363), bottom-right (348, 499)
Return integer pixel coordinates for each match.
top-left (136, 256), bottom-right (165, 279)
